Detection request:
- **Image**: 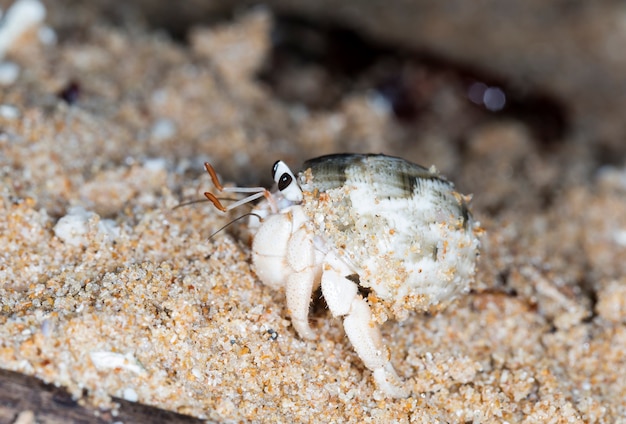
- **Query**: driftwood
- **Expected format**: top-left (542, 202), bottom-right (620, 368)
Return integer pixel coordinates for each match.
top-left (0, 369), bottom-right (205, 424)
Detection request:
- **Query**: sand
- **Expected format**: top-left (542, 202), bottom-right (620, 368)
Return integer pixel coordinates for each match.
top-left (1, 4), bottom-right (625, 423)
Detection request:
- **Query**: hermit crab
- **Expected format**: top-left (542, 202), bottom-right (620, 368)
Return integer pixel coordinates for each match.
top-left (203, 154), bottom-right (481, 397)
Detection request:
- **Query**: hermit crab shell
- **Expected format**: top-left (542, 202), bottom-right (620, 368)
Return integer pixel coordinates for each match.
top-left (297, 154), bottom-right (480, 322)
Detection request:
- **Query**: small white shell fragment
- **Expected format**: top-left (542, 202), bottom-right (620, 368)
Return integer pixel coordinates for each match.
top-left (53, 206), bottom-right (92, 247)
top-left (122, 387), bottom-right (139, 402)
top-left (89, 351), bottom-right (145, 375)
top-left (53, 206), bottom-right (119, 246)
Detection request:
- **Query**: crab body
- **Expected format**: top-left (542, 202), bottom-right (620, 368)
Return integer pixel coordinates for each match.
top-left (205, 154), bottom-right (481, 397)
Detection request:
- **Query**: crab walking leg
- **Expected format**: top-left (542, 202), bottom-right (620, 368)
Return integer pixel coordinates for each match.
top-left (285, 271), bottom-right (318, 340)
top-left (321, 252), bottom-right (410, 398)
top-left (254, 208), bottom-right (323, 340)
top-left (285, 227), bottom-right (322, 340)
top-left (252, 214), bottom-right (292, 290)
top-left (343, 298), bottom-right (409, 398)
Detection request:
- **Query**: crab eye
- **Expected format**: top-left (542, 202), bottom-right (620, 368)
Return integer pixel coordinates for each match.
top-left (272, 160), bottom-right (303, 203)
top-left (278, 173), bottom-right (292, 191)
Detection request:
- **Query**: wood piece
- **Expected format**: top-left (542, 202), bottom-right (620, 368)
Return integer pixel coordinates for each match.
top-left (0, 369), bottom-right (205, 424)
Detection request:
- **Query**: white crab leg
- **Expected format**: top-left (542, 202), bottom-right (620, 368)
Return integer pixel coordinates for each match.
top-left (253, 208), bottom-right (323, 339)
top-left (343, 297), bottom-right (409, 398)
top-left (252, 214), bottom-right (292, 290)
top-left (321, 251), bottom-right (409, 398)
top-left (286, 270), bottom-right (318, 340)
top-left (218, 190), bottom-right (267, 211)
top-left (284, 225), bottom-right (322, 340)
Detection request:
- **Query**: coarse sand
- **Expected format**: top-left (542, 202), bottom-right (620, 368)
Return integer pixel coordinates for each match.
top-left (1, 5), bottom-right (625, 423)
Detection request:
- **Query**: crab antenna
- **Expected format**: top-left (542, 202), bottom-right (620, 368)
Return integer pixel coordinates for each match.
top-left (204, 162), bottom-right (277, 212)
top-left (203, 192), bottom-right (228, 212)
top-left (204, 190), bottom-right (267, 212)
top-left (173, 198), bottom-right (211, 210)
top-left (204, 162), bottom-right (225, 191)
top-left (208, 212), bottom-right (263, 239)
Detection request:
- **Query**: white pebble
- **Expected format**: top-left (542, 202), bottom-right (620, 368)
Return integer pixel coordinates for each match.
top-left (0, 103), bottom-right (20, 118)
top-left (89, 351), bottom-right (145, 375)
top-left (122, 387), bottom-right (139, 402)
top-left (54, 206), bottom-right (119, 246)
top-left (143, 157), bottom-right (167, 172)
top-left (53, 206), bottom-right (92, 247)
top-left (0, 61), bottom-right (19, 85)
top-left (150, 118), bottom-right (176, 140)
